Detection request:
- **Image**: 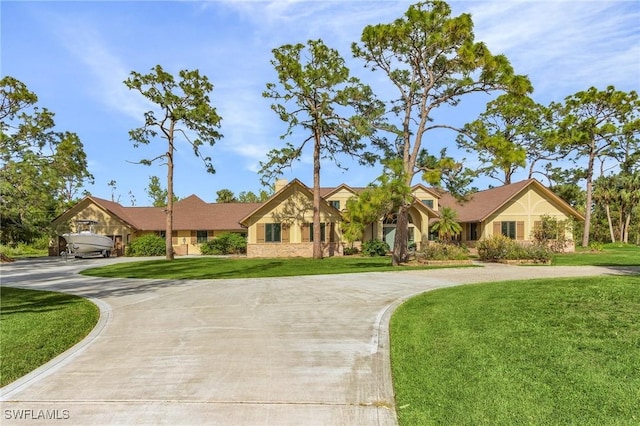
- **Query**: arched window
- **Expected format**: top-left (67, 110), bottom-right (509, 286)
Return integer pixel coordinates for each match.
top-left (383, 213), bottom-right (414, 224)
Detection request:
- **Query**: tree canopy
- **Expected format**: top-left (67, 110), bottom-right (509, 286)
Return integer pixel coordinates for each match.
top-left (1, 76), bottom-right (92, 244)
top-left (549, 86), bottom-right (639, 247)
top-left (261, 39), bottom-right (381, 259)
top-left (124, 65), bottom-right (223, 259)
top-left (352, 0), bottom-right (531, 264)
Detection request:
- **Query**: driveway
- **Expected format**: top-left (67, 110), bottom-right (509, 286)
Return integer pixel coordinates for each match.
top-left (0, 257), bottom-right (634, 425)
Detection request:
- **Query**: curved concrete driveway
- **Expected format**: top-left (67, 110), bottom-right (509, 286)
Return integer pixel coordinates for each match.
top-left (1, 257), bottom-right (636, 425)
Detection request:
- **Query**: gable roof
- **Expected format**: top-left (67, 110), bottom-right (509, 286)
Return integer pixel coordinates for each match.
top-left (438, 179), bottom-right (584, 222)
top-left (51, 196), bottom-right (141, 230)
top-left (54, 194), bottom-right (261, 232)
top-left (411, 183), bottom-right (442, 199)
top-left (320, 184), bottom-right (365, 198)
top-left (240, 179), bottom-right (342, 226)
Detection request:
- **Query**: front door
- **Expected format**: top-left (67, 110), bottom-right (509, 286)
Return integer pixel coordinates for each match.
top-left (383, 226), bottom-right (395, 249)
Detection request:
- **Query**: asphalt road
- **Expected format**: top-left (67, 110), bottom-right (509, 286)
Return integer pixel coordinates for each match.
top-left (1, 256), bottom-right (636, 425)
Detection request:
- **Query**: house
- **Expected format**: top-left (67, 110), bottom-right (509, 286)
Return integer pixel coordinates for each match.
top-left (435, 179), bottom-right (584, 251)
top-left (50, 195), bottom-right (260, 256)
top-left (51, 178), bottom-right (582, 257)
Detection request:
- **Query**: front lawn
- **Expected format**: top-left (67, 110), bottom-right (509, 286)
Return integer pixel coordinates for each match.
top-left (0, 287), bottom-right (99, 387)
top-left (553, 243), bottom-right (640, 266)
top-left (390, 275), bottom-right (640, 425)
top-left (81, 256), bottom-right (474, 279)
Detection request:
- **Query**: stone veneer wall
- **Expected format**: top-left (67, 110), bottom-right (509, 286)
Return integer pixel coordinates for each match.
top-left (247, 242), bottom-right (343, 258)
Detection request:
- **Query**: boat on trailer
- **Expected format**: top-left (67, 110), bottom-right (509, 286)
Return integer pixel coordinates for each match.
top-left (62, 220), bottom-right (114, 258)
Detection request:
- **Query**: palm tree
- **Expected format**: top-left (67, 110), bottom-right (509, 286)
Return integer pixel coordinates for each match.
top-left (431, 207), bottom-right (462, 242)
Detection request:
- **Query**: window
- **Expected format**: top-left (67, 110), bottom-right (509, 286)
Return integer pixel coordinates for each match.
top-left (330, 200), bottom-right (340, 210)
top-left (310, 223), bottom-right (326, 242)
top-left (501, 221), bottom-right (516, 239)
top-left (265, 223), bottom-right (281, 242)
top-left (156, 231), bottom-right (166, 239)
top-left (422, 199), bottom-right (434, 208)
top-left (196, 230), bottom-right (208, 244)
top-left (468, 223), bottom-right (478, 241)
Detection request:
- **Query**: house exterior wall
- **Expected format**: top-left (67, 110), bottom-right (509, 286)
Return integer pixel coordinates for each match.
top-left (133, 229), bottom-right (248, 256)
top-left (478, 186), bottom-right (576, 251)
top-left (244, 185), bottom-right (343, 258)
top-left (53, 204), bottom-right (134, 256)
top-left (324, 188), bottom-right (357, 212)
top-left (411, 187), bottom-right (439, 211)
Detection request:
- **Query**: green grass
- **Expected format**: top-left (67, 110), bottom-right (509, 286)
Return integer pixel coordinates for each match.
top-left (81, 256), bottom-right (473, 279)
top-left (390, 275), bottom-right (640, 425)
top-left (553, 243), bottom-right (640, 266)
top-left (0, 287), bottom-right (99, 387)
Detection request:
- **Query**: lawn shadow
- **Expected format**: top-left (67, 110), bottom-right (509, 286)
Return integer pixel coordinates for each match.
top-left (603, 265), bottom-right (640, 276)
top-left (0, 291), bottom-right (83, 316)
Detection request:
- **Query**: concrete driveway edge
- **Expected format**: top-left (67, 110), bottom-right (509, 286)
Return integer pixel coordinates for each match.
top-left (0, 296), bottom-right (113, 400)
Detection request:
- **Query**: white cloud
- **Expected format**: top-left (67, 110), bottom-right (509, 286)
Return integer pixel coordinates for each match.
top-left (467, 1), bottom-right (640, 99)
top-left (52, 18), bottom-right (152, 120)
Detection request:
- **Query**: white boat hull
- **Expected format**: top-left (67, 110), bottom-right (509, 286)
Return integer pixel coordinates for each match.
top-left (62, 232), bottom-right (113, 255)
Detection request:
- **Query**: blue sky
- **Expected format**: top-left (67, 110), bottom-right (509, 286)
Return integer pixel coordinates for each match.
top-left (2, 0), bottom-right (639, 205)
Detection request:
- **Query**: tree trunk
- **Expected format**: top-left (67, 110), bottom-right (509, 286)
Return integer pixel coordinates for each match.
top-left (623, 213), bottom-right (631, 244)
top-left (165, 136), bottom-right (175, 261)
top-left (312, 131), bottom-right (322, 260)
top-left (582, 152), bottom-right (595, 248)
top-left (392, 204), bottom-right (409, 266)
top-left (605, 204), bottom-right (616, 243)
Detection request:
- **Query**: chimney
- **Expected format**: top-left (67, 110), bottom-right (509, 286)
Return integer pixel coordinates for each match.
top-left (275, 179), bottom-right (288, 192)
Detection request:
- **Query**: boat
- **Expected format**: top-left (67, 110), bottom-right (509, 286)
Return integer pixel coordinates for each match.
top-left (62, 220), bottom-right (114, 258)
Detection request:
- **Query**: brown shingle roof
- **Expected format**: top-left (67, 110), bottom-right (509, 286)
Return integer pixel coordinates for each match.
top-left (437, 179), bottom-right (583, 222)
top-left (90, 195), bottom-right (261, 231)
top-left (437, 180), bottom-right (531, 222)
top-left (319, 184), bottom-right (365, 198)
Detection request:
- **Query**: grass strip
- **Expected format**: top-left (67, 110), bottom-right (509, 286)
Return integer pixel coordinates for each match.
top-left (0, 287), bottom-right (99, 387)
top-left (552, 243), bottom-right (640, 266)
top-left (391, 275), bottom-right (640, 425)
top-left (81, 256), bottom-right (475, 279)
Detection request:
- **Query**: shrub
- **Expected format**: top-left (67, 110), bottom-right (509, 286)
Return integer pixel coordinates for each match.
top-left (531, 215), bottom-right (573, 253)
top-left (343, 246), bottom-right (359, 256)
top-left (588, 241), bottom-right (604, 252)
top-left (477, 234), bottom-right (511, 262)
top-left (415, 242), bottom-right (469, 261)
top-left (127, 234), bottom-right (166, 257)
top-left (362, 239), bottom-right (389, 257)
top-left (477, 234), bottom-right (551, 263)
top-left (200, 233), bottom-right (246, 255)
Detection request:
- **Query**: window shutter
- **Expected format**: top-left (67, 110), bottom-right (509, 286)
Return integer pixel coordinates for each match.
top-left (282, 224), bottom-right (290, 243)
top-left (302, 223), bottom-right (310, 242)
top-left (208, 230), bottom-right (214, 238)
top-left (190, 230), bottom-right (197, 245)
top-left (257, 223), bottom-right (265, 243)
top-left (516, 221), bottom-right (525, 240)
top-left (493, 222), bottom-right (501, 236)
top-left (329, 223), bottom-right (336, 243)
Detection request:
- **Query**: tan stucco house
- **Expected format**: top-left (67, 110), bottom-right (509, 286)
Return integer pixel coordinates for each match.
top-left (51, 195), bottom-right (260, 256)
top-left (435, 179), bottom-right (584, 250)
top-left (51, 178), bottom-right (582, 257)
